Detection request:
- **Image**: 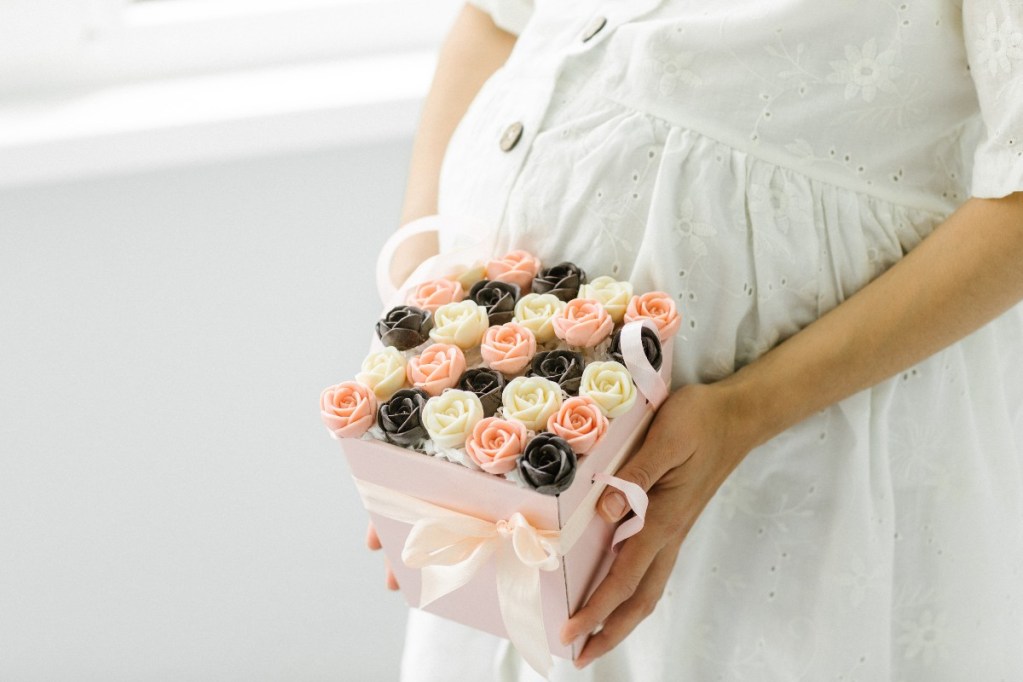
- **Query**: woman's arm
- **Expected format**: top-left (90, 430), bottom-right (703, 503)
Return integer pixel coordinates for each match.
top-left (389, 4), bottom-right (518, 286)
top-left (562, 191), bottom-right (1023, 666)
top-left (368, 3), bottom-right (517, 590)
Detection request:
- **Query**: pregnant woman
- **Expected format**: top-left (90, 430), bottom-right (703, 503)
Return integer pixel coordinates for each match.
top-left (382, 1), bottom-right (1023, 679)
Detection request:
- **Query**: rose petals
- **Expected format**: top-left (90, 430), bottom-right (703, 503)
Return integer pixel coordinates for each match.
top-left (480, 323), bottom-right (537, 375)
top-left (376, 305), bottom-right (433, 351)
top-left (430, 300), bottom-right (490, 350)
top-left (486, 250), bottom-right (542, 293)
top-left (422, 389), bottom-right (485, 449)
top-left (513, 293), bottom-right (566, 343)
top-left (355, 346), bottom-right (408, 400)
top-left (501, 376), bottom-right (563, 430)
top-left (579, 276), bottom-right (634, 323)
top-left (468, 280), bottom-right (520, 326)
top-left (458, 368), bottom-right (506, 417)
top-left (528, 350), bottom-right (585, 395)
top-left (551, 298), bottom-right (614, 348)
top-left (377, 388), bottom-right (429, 447)
top-left (406, 343), bottom-right (467, 396)
top-left (465, 417), bottom-right (528, 474)
top-left (517, 433), bottom-right (577, 495)
top-left (407, 278), bottom-right (464, 313)
top-left (579, 360), bottom-right (637, 418)
top-left (624, 291), bottom-right (682, 342)
top-left (546, 395), bottom-right (608, 455)
top-left (532, 262), bottom-right (586, 302)
top-left (320, 381), bottom-right (377, 438)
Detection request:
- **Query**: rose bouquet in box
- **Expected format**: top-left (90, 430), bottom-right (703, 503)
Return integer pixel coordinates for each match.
top-left (320, 217), bottom-right (679, 676)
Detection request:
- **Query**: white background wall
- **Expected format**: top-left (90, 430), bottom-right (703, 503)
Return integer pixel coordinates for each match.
top-left (0, 141), bottom-right (416, 680)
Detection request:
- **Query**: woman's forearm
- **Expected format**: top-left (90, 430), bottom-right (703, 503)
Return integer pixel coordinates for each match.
top-left (391, 5), bottom-right (517, 285)
top-left (723, 192), bottom-right (1023, 449)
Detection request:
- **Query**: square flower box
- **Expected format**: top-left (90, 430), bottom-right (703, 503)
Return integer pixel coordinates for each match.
top-left (337, 337), bottom-right (672, 671)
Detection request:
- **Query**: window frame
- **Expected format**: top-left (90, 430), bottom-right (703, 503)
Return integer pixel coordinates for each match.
top-left (0, 0), bottom-right (462, 95)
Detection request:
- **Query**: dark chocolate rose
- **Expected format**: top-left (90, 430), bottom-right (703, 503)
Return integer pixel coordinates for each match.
top-left (458, 367), bottom-right (506, 417)
top-left (517, 433), bottom-right (577, 495)
top-left (608, 325), bottom-right (664, 371)
top-left (377, 388), bottom-right (429, 447)
top-left (531, 262), bottom-right (587, 302)
top-left (375, 305), bottom-right (433, 351)
top-left (528, 350), bottom-right (585, 395)
top-left (468, 280), bottom-right (520, 326)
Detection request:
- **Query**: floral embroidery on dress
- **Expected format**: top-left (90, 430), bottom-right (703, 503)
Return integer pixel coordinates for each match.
top-left (973, 11), bottom-right (1023, 76)
top-left (827, 39), bottom-right (902, 102)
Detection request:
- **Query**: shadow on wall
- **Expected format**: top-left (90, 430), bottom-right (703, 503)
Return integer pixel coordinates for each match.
top-left (0, 142), bottom-right (414, 681)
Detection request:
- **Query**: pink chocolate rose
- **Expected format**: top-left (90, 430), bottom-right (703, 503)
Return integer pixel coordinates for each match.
top-left (480, 322), bottom-right (537, 375)
top-left (407, 278), bottom-right (465, 313)
top-left (546, 395), bottom-right (609, 455)
top-left (406, 343), bottom-right (467, 396)
top-left (624, 291), bottom-right (682, 341)
top-left (320, 381), bottom-right (377, 438)
top-left (486, 250), bottom-right (542, 293)
top-left (551, 298), bottom-right (614, 348)
top-left (465, 417), bottom-right (529, 474)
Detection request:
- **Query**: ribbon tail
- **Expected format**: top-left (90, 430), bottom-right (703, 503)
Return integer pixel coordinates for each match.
top-left (495, 543), bottom-right (553, 678)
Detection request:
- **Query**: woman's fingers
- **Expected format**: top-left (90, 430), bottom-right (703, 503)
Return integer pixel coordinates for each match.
top-left (573, 536), bottom-right (682, 668)
top-left (385, 557), bottom-right (400, 591)
top-left (366, 521), bottom-right (382, 550)
top-left (367, 521), bottom-right (400, 589)
top-left (559, 525), bottom-right (665, 645)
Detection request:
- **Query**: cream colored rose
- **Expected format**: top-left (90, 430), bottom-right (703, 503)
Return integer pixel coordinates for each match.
top-left (429, 300), bottom-right (490, 349)
top-left (579, 276), bottom-right (634, 323)
top-left (453, 263), bottom-right (487, 292)
top-left (501, 376), bottom-right (563, 430)
top-left (355, 346), bottom-right (408, 400)
top-left (422, 389), bottom-right (485, 449)
top-left (579, 361), bottom-right (637, 418)
top-left (513, 293), bottom-right (566, 343)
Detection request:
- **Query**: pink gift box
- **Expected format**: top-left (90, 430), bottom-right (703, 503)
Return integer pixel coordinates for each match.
top-left (337, 337), bottom-right (673, 671)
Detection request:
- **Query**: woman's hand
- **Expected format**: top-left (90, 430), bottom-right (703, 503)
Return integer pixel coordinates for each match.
top-left (366, 521), bottom-right (400, 591)
top-left (559, 382), bottom-right (758, 668)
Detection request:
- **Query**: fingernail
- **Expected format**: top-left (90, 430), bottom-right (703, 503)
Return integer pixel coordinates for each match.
top-left (601, 491), bottom-right (627, 521)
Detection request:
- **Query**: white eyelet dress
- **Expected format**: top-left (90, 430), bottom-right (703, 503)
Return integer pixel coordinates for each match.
top-left (401, 1), bottom-right (1023, 679)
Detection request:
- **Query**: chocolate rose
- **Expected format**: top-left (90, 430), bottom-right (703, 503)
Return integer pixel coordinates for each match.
top-left (377, 388), bottom-right (429, 447)
top-left (528, 350), bottom-right (585, 395)
top-left (608, 325), bottom-right (664, 371)
top-left (531, 262), bottom-right (587, 302)
top-left (375, 305), bottom-right (433, 351)
top-left (468, 280), bottom-right (520, 326)
top-left (458, 367), bottom-right (506, 417)
top-left (517, 433), bottom-right (577, 495)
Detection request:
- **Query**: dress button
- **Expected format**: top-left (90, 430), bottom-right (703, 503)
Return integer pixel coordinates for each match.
top-left (580, 16), bottom-right (607, 42)
top-left (499, 122), bottom-right (524, 152)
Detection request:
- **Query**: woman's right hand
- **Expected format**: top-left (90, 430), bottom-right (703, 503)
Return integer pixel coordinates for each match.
top-left (366, 521), bottom-right (400, 591)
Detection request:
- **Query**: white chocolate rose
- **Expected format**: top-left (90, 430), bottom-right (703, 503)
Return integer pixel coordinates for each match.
top-left (579, 276), bottom-right (634, 323)
top-left (501, 376), bottom-right (563, 430)
top-left (453, 263), bottom-right (487, 292)
top-left (580, 361), bottom-right (637, 418)
top-left (429, 300), bottom-right (490, 350)
top-left (355, 346), bottom-right (408, 400)
top-left (422, 389), bottom-right (485, 449)
top-left (513, 293), bottom-right (566, 343)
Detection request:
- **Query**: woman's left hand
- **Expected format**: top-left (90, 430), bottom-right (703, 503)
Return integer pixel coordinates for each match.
top-left (559, 381), bottom-right (759, 668)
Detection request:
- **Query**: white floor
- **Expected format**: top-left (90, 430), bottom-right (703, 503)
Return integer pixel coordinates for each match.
top-left (0, 143), bottom-right (414, 681)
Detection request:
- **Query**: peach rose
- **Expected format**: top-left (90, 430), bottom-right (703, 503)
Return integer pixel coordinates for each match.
top-left (480, 323), bottom-right (537, 375)
top-left (320, 381), bottom-right (377, 438)
top-left (624, 291), bottom-right (682, 341)
top-left (407, 278), bottom-right (464, 313)
top-left (546, 395), bottom-right (609, 455)
top-left (406, 343), bottom-right (467, 396)
top-left (551, 298), bottom-right (614, 348)
top-left (465, 417), bottom-right (529, 474)
top-left (486, 250), bottom-right (542, 293)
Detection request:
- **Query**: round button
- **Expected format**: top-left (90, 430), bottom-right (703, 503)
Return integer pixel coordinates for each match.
top-left (499, 122), bottom-right (524, 152)
top-left (581, 16), bottom-right (607, 42)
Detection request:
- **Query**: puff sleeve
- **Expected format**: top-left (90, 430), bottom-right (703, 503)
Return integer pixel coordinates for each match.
top-left (963, 0), bottom-right (1023, 198)
top-left (467, 0), bottom-right (534, 37)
